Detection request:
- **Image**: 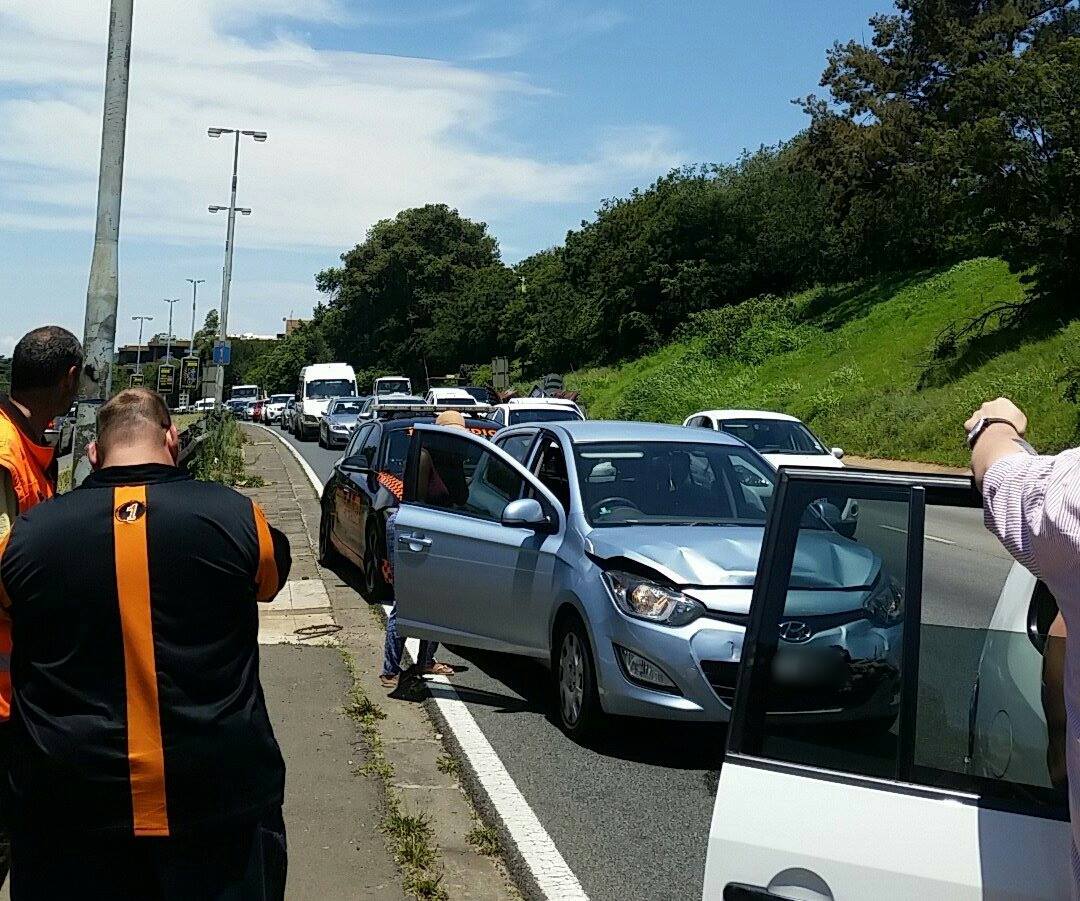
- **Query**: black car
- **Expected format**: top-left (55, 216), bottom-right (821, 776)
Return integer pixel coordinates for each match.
top-left (318, 413), bottom-right (498, 599)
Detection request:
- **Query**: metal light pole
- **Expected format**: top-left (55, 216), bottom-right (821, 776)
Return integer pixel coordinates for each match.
top-left (74, 0), bottom-right (134, 487)
top-left (132, 315), bottom-right (153, 374)
top-left (207, 126), bottom-right (266, 404)
top-left (186, 278), bottom-right (205, 348)
top-left (162, 298), bottom-right (179, 361)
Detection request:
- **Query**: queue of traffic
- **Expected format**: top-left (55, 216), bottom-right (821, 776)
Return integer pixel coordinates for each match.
top-left (219, 365), bottom-right (1070, 898)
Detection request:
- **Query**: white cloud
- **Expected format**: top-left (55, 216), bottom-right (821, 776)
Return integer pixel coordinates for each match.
top-left (0, 336), bottom-right (15, 357)
top-left (0, 0), bottom-right (679, 257)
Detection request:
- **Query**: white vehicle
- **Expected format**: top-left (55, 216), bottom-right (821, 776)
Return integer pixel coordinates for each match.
top-left (424, 387), bottom-right (478, 407)
top-left (489, 397), bottom-right (585, 428)
top-left (967, 561), bottom-right (1059, 788)
top-left (686, 410), bottom-right (856, 536)
top-left (294, 363), bottom-right (357, 441)
top-left (230, 384), bottom-right (260, 403)
top-left (261, 393), bottom-right (292, 424)
top-left (191, 398), bottom-right (216, 412)
top-left (374, 375), bottom-right (412, 397)
top-left (357, 394), bottom-right (424, 421)
top-left (703, 467), bottom-right (1068, 900)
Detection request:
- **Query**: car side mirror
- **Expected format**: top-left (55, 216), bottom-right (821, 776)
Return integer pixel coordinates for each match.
top-left (340, 454), bottom-right (369, 473)
top-left (831, 447), bottom-right (845, 460)
top-left (501, 498), bottom-right (554, 533)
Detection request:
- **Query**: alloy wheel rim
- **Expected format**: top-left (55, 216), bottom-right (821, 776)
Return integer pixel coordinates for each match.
top-left (559, 632), bottom-right (584, 726)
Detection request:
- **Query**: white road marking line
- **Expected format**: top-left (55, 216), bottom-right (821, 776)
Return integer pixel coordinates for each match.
top-left (260, 424), bottom-right (589, 900)
top-left (879, 524), bottom-right (956, 545)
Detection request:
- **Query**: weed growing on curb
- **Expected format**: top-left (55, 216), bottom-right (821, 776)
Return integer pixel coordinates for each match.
top-left (337, 646), bottom-right (447, 900)
top-left (436, 754), bottom-right (460, 776)
top-left (467, 825), bottom-right (502, 858)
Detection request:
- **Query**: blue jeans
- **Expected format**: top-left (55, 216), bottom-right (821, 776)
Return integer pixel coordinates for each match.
top-left (381, 509), bottom-right (438, 676)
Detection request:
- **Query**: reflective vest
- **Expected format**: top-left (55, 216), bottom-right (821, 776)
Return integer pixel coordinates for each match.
top-left (0, 401), bottom-right (55, 720)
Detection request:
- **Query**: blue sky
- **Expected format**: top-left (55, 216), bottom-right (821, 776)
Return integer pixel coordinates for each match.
top-left (0, 0), bottom-right (889, 353)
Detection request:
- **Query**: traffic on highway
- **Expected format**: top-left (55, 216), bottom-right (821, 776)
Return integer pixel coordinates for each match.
top-left (236, 371), bottom-right (1069, 900)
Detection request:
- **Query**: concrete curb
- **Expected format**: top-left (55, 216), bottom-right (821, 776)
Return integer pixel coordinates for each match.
top-left (247, 424), bottom-right (521, 901)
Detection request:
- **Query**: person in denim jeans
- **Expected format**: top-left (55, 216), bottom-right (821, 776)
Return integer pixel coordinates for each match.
top-left (379, 505), bottom-right (454, 689)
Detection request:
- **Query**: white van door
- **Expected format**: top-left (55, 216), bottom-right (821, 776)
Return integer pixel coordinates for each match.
top-left (704, 470), bottom-right (1070, 900)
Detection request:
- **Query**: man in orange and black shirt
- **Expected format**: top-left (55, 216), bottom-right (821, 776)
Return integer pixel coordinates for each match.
top-left (0, 388), bottom-right (291, 900)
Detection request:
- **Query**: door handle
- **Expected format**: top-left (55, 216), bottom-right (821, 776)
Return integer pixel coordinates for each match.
top-left (397, 533), bottom-right (432, 549)
top-left (724, 884), bottom-right (789, 900)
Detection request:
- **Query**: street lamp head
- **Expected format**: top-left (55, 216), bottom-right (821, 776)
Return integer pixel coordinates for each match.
top-left (237, 208), bottom-right (252, 216)
top-left (208, 205), bottom-right (226, 213)
top-left (242, 130), bottom-right (268, 142)
top-left (207, 127), bottom-right (229, 138)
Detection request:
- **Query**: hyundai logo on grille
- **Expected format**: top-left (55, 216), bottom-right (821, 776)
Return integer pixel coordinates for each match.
top-left (778, 620), bottom-right (813, 643)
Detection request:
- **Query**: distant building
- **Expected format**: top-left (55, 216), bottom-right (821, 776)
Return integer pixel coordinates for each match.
top-left (116, 338), bottom-right (193, 366)
top-left (278, 318), bottom-right (305, 339)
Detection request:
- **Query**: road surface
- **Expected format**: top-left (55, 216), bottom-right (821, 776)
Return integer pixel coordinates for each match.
top-left (274, 422), bottom-right (1020, 901)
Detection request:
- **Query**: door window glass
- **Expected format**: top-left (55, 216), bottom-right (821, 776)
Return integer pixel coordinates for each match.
top-left (735, 480), bottom-right (910, 781)
top-left (497, 433), bottom-right (534, 465)
top-left (360, 423), bottom-right (381, 465)
top-left (532, 438), bottom-right (571, 514)
top-left (346, 424), bottom-right (372, 459)
top-left (410, 430), bottom-right (528, 522)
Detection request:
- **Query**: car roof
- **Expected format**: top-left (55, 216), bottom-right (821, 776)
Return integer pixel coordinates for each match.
top-left (539, 419), bottom-right (746, 445)
top-left (499, 399), bottom-right (580, 410)
top-left (692, 409), bottom-right (802, 423)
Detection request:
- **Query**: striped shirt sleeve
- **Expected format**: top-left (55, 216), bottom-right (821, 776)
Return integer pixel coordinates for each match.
top-left (982, 448), bottom-right (1080, 588)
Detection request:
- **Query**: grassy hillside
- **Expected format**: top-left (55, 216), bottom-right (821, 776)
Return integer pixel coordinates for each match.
top-left (566, 258), bottom-right (1078, 467)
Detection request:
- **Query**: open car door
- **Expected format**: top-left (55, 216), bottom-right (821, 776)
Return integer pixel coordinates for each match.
top-left (704, 468), bottom-right (1070, 900)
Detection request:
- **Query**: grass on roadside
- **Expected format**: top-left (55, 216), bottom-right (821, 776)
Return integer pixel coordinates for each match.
top-left (466, 824), bottom-right (502, 858)
top-left (435, 754), bottom-right (460, 776)
top-left (567, 258), bottom-right (1080, 467)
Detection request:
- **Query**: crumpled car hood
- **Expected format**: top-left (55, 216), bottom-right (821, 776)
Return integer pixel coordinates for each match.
top-left (586, 525), bottom-right (879, 613)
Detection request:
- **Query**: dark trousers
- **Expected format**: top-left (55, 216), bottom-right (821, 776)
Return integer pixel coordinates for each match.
top-left (11, 807), bottom-right (287, 901)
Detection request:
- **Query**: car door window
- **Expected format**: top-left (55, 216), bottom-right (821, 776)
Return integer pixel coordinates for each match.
top-left (531, 437), bottom-right (571, 515)
top-left (730, 471), bottom-right (1066, 814)
top-left (345, 424), bottom-right (372, 459)
top-left (408, 429), bottom-right (529, 522)
top-left (360, 423), bottom-right (381, 467)
top-left (496, 433), bottom-right (534, 465)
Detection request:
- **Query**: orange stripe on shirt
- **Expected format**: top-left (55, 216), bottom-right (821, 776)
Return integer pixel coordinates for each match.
top-left (0, 532), bottom-right (13, 722)
top-left (113, 485), bottom-right (170, 837)
top-left (252, 503), bottom-right (279, 602)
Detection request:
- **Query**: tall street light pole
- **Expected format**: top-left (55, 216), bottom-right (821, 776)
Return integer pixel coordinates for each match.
top-left (75, 0), bottom-right (134, 486)
top-left (207, 127), bottom-right (266, 404)
top-left (162, 298), bottom-right (180, 361)
top-left (132, 315), bottom-right (153, 373)
top-left (185, 278), bottom-right (205, 349)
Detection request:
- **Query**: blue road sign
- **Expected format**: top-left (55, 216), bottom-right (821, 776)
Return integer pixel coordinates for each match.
top-left (212, 341), bottom-right (231, 366)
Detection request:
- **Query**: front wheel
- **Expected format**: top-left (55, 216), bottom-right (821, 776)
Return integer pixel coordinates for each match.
top-left (318, 430), bottom-right (327, 448)
top-left (553, 616), bottom-right (602, 740)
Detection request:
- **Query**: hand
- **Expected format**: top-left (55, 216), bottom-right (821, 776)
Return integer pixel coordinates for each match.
top-left (964, 397), bottom-right (1027, 437)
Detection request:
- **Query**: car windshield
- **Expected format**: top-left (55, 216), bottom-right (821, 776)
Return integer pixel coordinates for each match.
top-left (436, 394), bottom-right (476, 404)
top-left (376, 379), bottom-right (410, 395)
top-left (307, 379), bottom-right (355, 399)
top-left (330, 400), bottom-right (362, 415)
top-left (231, 387), bottom-right (257, 400)
top-left (718, 418), bottom-right (826, 455)
top-left (462, 386), bottom-right (490, 402)
top-left (270, 394), bottom-right (291, 403)
top-left (509, 408), bottom-right (582, 425)
top-left (574, 441), bottom-right (778, 527)
top-left (380, 396), bottom-right (423, 406)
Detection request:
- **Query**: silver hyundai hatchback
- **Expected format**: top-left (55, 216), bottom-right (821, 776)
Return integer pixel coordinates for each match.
top-left (393, 421), bottom-right (902, 739)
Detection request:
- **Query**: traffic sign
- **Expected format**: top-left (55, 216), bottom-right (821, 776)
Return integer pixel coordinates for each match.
top-left (157, 364), bottom-right (177, 393)
top-left (129, 372), bottom-right (144, 388)
top-left (180, 355), bottom-right (200, 389)
top-left (212, 341), bottom-right (232, 366)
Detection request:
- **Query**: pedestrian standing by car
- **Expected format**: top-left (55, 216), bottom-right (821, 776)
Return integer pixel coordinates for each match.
top-left (966, 396), bottom-right (1080, 892)
top-left (378, 409), bottom-right (464, 690)
top-left (0, 388), bottom-right (291, 899)
top-left (0, 326), bottom-right (82, 888)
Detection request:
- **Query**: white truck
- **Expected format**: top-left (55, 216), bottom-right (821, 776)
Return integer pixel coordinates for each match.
top-left (293, 363), bottom-right (357, 441)
top-left (373, 375), bottom-right (412, 397)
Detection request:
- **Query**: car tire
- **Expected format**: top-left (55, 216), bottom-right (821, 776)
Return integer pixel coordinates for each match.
top-left (363, 522), bottom-right (391, 601)
top-left (318, 507), bottom-right (340, 568)
top-left (552, 614), bottom-right (602, 740)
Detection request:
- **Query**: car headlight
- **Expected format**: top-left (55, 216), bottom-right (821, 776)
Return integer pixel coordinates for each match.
top-left (602, 570), bottom-right (705, 627)
top-left (863, 573), bottom-right (904, 626)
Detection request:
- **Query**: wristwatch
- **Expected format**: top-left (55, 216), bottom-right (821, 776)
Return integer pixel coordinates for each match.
top-left (966, 417), bottom-right (1019, 450)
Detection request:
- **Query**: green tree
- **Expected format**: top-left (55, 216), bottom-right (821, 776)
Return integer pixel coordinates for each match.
top-left (248, 321), bottom-right (332, 395)
top-left (317, 204), bottom-right (508, 381)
